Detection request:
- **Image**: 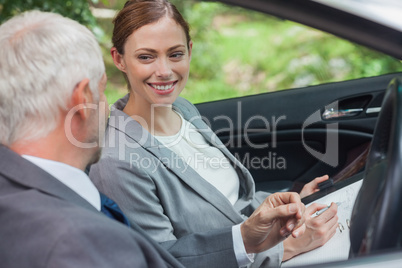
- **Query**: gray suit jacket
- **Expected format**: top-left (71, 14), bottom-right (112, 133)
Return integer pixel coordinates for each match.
top-left (90, 95), bottom-right (284, 267)
top-left (0, 145), bottom-right (183, 268)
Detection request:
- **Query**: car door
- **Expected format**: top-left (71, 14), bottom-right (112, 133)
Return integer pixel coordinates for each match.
top-left (196, 72), bottom-right (401, 192)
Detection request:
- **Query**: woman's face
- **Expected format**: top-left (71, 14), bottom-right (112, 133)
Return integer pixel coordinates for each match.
top-left (115, 16), bottom-right (192, 107)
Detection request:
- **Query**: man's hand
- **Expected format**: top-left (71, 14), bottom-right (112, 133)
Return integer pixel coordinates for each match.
top-left (299, 175), bottom-right (329, 198)
top-left (241, 192), bottom-right (306, 254)
top-left (282, 202), bottom-right (339, 261)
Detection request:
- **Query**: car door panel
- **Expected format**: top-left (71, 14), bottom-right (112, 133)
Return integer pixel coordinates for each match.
top-left (196, 73), bottom-right (401, 192)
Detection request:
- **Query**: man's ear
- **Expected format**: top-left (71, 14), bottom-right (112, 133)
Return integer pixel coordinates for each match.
top-left (71, 78), bottom-right (92, 120)
top-left (111, 47), bottom-right (126, 72)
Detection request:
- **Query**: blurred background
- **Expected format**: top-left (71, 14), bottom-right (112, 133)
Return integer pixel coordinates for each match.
top-left (1, 0), bottom-right (401, 104)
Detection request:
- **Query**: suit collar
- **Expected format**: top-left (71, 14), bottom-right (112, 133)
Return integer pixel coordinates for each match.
top-left (0, 145), bottom-right (98, 213)
top-left (109, 95), bottom-right (255, 223)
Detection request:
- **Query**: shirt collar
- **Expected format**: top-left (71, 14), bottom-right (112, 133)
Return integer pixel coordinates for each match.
top-left (22, 155), bottom-right (101, 211)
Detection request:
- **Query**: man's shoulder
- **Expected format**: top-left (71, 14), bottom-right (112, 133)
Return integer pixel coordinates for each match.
top-left (0, 183), bottom-right (160, 267)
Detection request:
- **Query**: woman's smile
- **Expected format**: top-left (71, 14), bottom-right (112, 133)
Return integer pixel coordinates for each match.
top-left (148, 81), bottom-right (178, 95)
top-left (112, 16), bottom-right (192, 107)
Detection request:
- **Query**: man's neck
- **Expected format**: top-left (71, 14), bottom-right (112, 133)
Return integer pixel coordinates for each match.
top-left (10, 136), bottom-right (89, 172)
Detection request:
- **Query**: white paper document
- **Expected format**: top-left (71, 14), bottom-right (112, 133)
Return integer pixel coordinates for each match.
top-left (281, 179), bottom-right (363, 267)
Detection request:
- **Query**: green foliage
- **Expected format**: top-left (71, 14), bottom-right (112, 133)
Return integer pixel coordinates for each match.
top-left (0, 0), bottom-right (102, 32)
top-left (181, 12), bottom-right (402, 103)
top-left (186, 3), bottom-right (222, 80)
top-left (169, 0), bottom-right (196, 12)
top-left (175, 2), bottom-right (224, 80)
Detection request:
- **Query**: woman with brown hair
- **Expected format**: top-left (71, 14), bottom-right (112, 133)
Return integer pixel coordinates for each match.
top-left (89, 1), bottom-right (338, 267)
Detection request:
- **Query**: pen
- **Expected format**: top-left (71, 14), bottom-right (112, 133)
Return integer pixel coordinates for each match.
top-left (314, 202), bottom-right (341, 217)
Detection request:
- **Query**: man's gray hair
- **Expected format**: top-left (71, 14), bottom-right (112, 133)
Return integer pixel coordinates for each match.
top-left (0, 10), bottom-right (105, 145)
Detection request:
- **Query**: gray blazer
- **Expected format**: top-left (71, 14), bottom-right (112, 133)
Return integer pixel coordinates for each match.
top-left (90, 95), bottom-right (284, 267)
top-left (0, 145), bottom-right (183, 268)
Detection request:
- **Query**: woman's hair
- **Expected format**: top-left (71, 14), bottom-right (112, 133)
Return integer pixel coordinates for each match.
top-left (0, 10), bottom-right (105, 145)
top-left (112, 0), bottom-right (191, 55)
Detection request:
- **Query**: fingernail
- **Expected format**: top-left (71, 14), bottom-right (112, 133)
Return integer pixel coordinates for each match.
top-left (289, 204), bottom-right (297, 213)
top-left (288, 223), bottom-right (294, 230)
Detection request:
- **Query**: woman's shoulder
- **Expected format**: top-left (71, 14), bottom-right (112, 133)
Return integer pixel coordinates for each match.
top-left (173, 97), bottom-right (201, 118)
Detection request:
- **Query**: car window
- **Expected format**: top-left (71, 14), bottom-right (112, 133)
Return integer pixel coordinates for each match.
top-left (180, 3), bottom-right (402, 104)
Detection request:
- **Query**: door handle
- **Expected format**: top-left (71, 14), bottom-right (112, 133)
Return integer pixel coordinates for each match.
top-left (366, 107), bottom-right (381, 114)
top-left (322, 108), bottom-right (364, 120)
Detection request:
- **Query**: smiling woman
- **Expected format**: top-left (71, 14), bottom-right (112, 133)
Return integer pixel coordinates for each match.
top-left (108, 1), bottom-right (192, 136)
top-left (111, 16), bottom-right (191, 105)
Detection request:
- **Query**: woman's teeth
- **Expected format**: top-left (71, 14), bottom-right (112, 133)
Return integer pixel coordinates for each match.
top-left (154, 84), bottom-right (173, 91)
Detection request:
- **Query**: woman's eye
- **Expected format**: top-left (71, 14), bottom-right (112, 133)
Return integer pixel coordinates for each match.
top-left (138, 55), bottom-right (152, 60)
top-left (171, 52), bottom-right (184, 59)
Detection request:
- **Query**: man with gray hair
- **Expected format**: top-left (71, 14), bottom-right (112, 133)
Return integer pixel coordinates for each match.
top-left (0, 10), bottom-right (183, 267)
top-left (0, 10), bottom-right (306, 268)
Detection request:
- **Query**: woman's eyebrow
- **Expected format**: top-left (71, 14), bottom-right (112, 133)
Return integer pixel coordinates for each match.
top-left (135, 44), bottom-right (186, 53)
top-left (167, 44), bottom-right (186, 52)
top-left (135, 48), bottom-right (157, 53)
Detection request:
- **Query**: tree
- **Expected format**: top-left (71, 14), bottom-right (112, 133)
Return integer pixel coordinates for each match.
top-left (0, 0), bottom-right (107, 30)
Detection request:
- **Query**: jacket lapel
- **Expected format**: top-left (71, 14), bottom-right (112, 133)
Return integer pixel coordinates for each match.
top-left (173, 99), bottom-right (256, 212)
top-left (110, 96), bottom-right (254, 223)
top-left (178, 111), bottom-right (255, 204)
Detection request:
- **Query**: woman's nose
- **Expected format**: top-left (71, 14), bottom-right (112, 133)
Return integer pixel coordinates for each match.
top-left (155, 58), bottom-right (173, 79)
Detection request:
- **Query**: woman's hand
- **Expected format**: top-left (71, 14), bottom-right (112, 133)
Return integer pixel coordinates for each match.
top-left (241, 192), bottom-right (306, 254)
top-left (299, 175), bottom-right (329, 198)
top-left (282, 202), bottom-right (339, 261)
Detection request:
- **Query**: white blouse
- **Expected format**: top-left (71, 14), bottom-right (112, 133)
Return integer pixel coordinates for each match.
top-left (155, 112), bottom-right (240, 205)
